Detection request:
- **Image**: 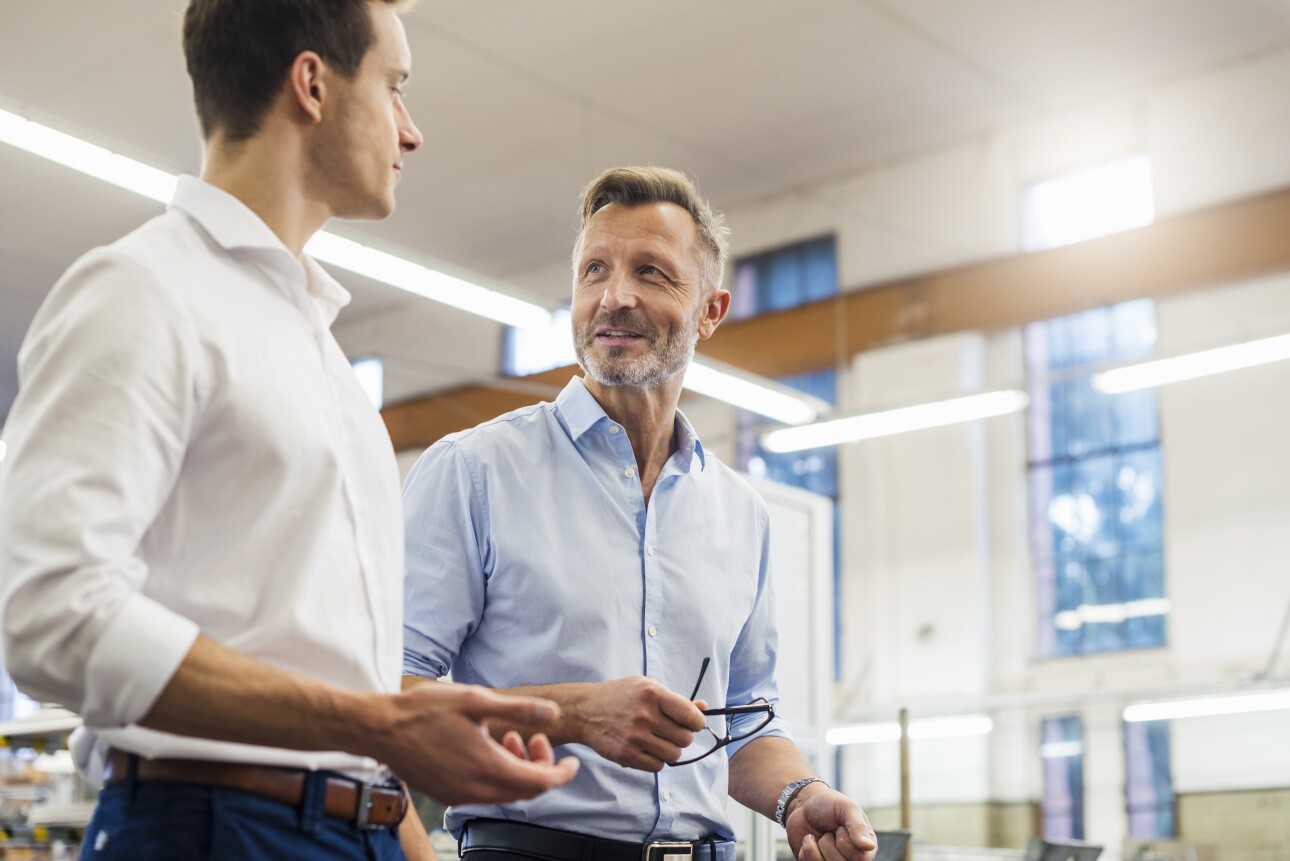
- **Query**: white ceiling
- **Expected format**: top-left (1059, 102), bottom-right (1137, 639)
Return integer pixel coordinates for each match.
top-left (3, 0), bottom-right (1290, 415)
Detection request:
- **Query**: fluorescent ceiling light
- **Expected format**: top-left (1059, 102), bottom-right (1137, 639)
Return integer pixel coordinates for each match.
top-left (684, 357), bottom-right (829, 425)
top-left (0, 106), bottom-right (550, 330)
top-left (1094, 333), bottom-right (1290, 394)
top-left (762, 389), bottom-right (1027, 453)
top-left (304, 232), bottom-right (549, 330)
top-left (1040, 740), bottom-right (1084, 759)
top-left (1054, 597), bottom-right (1170, 631)
top-left (1, 104), bottom-right (827, 420)
top-left (1123, 688), bottom-right (1290, 723)
top-left (826, 715), bottom-right (993, 746)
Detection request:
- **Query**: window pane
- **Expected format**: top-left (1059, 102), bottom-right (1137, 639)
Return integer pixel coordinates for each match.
top-left (1125, 720), bottom-right (1177, 838)
top-left (1041, 716), bottom-right (1085, 840)
top-left (1027, 300), bottom-right (1167, 658)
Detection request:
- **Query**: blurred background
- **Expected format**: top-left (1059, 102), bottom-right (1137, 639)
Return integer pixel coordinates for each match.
top-left (2, 1), bottom-right (1289, 859)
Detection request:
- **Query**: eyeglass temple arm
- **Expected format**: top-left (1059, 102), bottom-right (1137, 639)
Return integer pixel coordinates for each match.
top-left (688, 657), bottom-right (711, 701)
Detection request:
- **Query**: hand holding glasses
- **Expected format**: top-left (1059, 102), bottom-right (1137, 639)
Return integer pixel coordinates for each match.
top-left (668, 657), bottom-right (775, 767)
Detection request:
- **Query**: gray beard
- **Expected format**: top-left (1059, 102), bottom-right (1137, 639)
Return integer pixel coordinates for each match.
top-left (574, 312), bottom-right (698, 389)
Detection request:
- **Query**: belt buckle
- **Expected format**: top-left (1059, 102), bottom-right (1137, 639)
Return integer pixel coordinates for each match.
top-left (642, 842), bottom-right (694, 861)
top-left (354, 783), bottom-right (388, 831)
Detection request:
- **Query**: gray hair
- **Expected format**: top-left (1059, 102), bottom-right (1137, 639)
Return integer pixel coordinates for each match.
top-left (574, 166), bottom-right (730, 292)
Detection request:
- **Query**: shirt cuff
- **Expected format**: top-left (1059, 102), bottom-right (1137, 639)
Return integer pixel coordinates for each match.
top-left (726, 717), bottom-right (792, 759)
top-left (80, 592), bottom-right (201, 728)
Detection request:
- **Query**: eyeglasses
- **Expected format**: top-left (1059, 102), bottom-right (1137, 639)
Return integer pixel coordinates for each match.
top-left (668, 657), bottom-right (775, 767)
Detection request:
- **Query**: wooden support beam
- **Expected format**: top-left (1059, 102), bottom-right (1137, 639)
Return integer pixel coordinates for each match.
top-left (382, 185), bottom-right (1290, 451)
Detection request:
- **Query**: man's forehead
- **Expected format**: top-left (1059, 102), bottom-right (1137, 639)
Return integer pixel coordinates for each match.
top-left (582, 202), bottom-right (700, 250)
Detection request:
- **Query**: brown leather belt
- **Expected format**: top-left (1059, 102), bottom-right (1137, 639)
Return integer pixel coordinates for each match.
top-left (103, 749), bottom-right (407, 830)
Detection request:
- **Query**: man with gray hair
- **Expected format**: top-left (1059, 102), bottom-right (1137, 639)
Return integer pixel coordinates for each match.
top-left (401, 166), bottom-right (876, 860)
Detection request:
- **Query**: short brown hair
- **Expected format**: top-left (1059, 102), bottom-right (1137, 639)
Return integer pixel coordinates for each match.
top-left (575, 166), bottom-right (730, 292)
top-left (182, 0), bottom-right (405, 142)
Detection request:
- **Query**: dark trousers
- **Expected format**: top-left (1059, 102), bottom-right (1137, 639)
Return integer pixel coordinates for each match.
top-left (79, 773), bottom-right (405, 861)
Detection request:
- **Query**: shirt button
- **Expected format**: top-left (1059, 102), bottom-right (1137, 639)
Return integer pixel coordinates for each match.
top-left (646, 545), bottom-right (655, 557)
top-left (647, 625), bottom-right (658, 638)
top-left (625, 467), bottom-right (635, 478)
top-left (662, 790), bottom-right (671, 802)
top-left (609, 425), bottom-right (620, 434)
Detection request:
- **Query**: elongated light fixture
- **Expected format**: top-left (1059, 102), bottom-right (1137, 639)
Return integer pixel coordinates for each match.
top-left (826, 714), bottom-right (993, 746)
top-left (762, 389), bottom-right (1027, 452)
top-left (1094, 333), bottom-right (1290, 394)
top-left (0, 104), bottom-right (835, 421)
top-left (0, 106), bottom-right (551, 330)
top-left (1123, 688), bottom-right (1290, 723)
top-left (684, 356), bottom-right (829, 425)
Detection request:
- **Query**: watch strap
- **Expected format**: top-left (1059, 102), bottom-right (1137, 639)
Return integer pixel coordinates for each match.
top-left (774, 776), bottom-right (826, 827)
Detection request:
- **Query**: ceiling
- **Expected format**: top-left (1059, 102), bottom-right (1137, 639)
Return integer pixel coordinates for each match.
top-left (3, 0), bottom-right (1290, 417)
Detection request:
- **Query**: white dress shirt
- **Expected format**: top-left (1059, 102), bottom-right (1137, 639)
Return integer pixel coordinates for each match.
top-left (0, 176), bottom-right (403, 778)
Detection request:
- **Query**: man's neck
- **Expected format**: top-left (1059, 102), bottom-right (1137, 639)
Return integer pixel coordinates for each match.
top-left (200, 130), bottom-right (330, 257)
top-left (583, 375), bottom-right (684, 505)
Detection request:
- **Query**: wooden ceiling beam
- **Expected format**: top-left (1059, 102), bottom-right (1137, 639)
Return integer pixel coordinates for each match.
top-left (382, 185), bottom-right (1290, 451)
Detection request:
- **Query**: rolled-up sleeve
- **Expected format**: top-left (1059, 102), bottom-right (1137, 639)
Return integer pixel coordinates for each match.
top-left (0, 251), bottom-right (202, 728)
top-left (401, 440), bottom-right (490, 679)
top-left (726, 504), bottom-right (792, 758)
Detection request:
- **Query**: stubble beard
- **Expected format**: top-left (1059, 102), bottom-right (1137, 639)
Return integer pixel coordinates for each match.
top-left (574, 309), bottom-right (699, 389)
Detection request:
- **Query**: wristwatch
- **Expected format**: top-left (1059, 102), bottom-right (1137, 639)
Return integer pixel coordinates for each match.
top-left (774, 776), bottom-right (826, 827)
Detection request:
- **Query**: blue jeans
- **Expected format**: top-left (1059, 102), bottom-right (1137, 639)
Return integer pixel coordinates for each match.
top-left (79, 772), bottom-right (405, 861)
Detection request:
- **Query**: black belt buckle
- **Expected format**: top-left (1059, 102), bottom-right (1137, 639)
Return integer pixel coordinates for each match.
top-left (642, 842), bottom-right (694, 861)
top-left (355, 783), bottom-right (389, 831)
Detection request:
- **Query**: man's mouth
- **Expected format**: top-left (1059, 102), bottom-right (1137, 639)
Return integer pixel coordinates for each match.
top-left (596, 328), bottom-right (645, 341)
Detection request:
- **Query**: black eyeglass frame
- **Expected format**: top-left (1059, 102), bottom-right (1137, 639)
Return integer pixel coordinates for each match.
top-left (667, 657), bottom-right (775, 767)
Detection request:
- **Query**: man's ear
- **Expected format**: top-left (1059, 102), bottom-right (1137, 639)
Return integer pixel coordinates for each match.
top-left (697, 289), bottom-right (731, 340)
top-left (286, 51), bottom-right (327, 125)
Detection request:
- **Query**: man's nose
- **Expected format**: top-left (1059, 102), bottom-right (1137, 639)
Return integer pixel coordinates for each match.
top-left (399, 105), bottom-right (423, 153)
top-left (600, 270), bottom-right (638, 312)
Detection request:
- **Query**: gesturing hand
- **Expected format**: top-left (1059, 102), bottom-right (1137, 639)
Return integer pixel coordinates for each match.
top-left (377, 682), bottom-right (579, 805)
top-left (786, 784), bottom-right (877, 861)
top-left (574, 676), bottom-right (708, 771)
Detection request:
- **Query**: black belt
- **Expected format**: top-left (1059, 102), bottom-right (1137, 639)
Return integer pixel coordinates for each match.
top-left (461, 818), bottom-right (735, 861)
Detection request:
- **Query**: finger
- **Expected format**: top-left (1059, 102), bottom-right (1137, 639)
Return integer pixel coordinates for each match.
top-left (815, 833), bottom-right (845, 861)
top-left (473, 750), bottom-right (580, 802)
top-left (833, 829), bottom-right (874, 861)
top-left (500, 730), bottom-right (528, 760)
top-left (798, 834), bottom-right (823, 861)
top-left (527, 733), bottom-right (556, 766)
top-left (656, 688), bottom-right (707, 731)
top-left (462, 687), bottom-right (561, 726)
top-left (694, 699), bottom-right (708, 711)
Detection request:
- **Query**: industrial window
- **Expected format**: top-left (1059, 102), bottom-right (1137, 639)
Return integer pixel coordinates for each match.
top-left (501, 307), bottom-right (575, 377)
top-left (1124, 719), bottom-right (1177, 838)
top-left (1020, 154), bottom-right (1154, 251)
top-left (1040, 716), bottom-right (1086, 840)
top-left (1025, 299), bottom-right (1168, 658)
top-left (351, 357), bottom-right (385, 409)
top-left (729, 235), bottom-right (837, 320)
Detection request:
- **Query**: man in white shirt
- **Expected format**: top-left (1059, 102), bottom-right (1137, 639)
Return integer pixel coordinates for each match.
top-left (0, 1), bottom-right (576, 859)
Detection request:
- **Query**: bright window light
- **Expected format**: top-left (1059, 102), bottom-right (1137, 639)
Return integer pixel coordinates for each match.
top-left (826, 715), bottom-right (993, 746)
top-left (351, 357), bottom-right (384, 409)
top-left (506, 308), bottom-right (576, 376)
top-left (0, 106), bottom-right (550, 331)
top-left (762, 389), bottom-right (1027, 453)
top-left (684, 357), bottom-right (828, 425)
top-left (1021, 154), bottom-right (1154, 252)
top-left (1094, 332), bottom-right (1290, 394)
top-left (1123, 689), bottom-right (1290, 723)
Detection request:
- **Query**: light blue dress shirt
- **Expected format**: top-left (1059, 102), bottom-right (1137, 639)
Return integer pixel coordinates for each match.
top-left (402, 376), bottom-right (790, 841)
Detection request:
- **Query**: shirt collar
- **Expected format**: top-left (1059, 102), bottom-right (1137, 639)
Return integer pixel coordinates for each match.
top-left (169, 176), bottom-right (351, 326)
top-left (555, 376), bottom-right (707, 472)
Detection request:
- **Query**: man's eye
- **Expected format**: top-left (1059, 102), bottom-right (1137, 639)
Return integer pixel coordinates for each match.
top-left (587, 263), bottom-right (603, 274)
top-left (640, 266), bottom-right (660, 276)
